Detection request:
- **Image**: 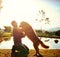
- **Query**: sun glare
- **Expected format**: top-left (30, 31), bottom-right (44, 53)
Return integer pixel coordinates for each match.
top-left (0, 0), bottom-right (60, 49)
top-left (0, 0), bottom-right (60, 29)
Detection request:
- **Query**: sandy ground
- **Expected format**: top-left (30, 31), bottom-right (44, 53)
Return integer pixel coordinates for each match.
top-left (0, 49), bottom-right (60, 57)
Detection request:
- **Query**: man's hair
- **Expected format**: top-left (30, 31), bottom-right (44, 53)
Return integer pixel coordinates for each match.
top-left (11, 20), bottom-right (16, 25)
top-left (11, 20), bottom-right (17, 27)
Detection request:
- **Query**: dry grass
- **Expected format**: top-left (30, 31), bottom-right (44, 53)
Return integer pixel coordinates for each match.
top-left (0, 49), bottom-right (60, 57)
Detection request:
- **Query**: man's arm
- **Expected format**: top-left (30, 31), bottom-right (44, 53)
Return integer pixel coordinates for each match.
top-left (18, 27), bottom-right (26, 37)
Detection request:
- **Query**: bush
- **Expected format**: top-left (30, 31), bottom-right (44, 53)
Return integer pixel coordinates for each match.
top-left (1, 32), bottom-right (11, 37)
top-left (55, 30), bottom-right (60, 36)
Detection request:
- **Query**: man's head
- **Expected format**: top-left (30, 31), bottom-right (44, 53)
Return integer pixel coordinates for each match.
top-left (11, 20), bottom-right (17, 27)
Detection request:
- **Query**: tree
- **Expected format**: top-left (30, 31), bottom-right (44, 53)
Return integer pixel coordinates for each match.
top-left (0, 0), bottom-right (2, 10)
top-left (55, 30), bottom-right (60, 36)
top-left (4, 26), bottom-right (12, 32)
top-left (0, 29), bottom-right (4, 36)
top-left (35, 10), bottom-right (50, 31)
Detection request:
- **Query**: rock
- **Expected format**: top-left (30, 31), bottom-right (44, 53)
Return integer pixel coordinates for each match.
top-left (54, 40), bottom-right (59, 44)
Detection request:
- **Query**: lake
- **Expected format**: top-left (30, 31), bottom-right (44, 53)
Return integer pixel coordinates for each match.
top-left (0, 37), bottom-right (60, 49)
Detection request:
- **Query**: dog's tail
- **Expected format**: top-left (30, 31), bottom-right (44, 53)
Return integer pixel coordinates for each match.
top-left (39, 40), bottom-right (49, 48)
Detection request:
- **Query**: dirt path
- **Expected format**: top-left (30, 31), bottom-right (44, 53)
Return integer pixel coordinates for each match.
top-left (0, 49), bottom-right (60, 57)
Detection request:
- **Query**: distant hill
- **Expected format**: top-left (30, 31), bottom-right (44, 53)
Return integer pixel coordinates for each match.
top-left (47, 27), bottom-right (60, 32)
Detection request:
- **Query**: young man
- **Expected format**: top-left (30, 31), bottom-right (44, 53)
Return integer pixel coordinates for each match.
top-left (11, 21), bottom-right (25, 45)
top-left (11, 21), bottom-right (29, 57)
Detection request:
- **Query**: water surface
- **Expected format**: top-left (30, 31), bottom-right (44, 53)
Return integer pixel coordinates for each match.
top-left (0, 37), bottom-right (60, 49)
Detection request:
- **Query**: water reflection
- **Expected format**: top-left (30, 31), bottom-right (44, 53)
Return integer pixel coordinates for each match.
top-left (42, 38), bottom-right (60, 49)
top-left (0, 37), bottom-right (60, 49)
top-left (0, 37), bottom-right (14, 49)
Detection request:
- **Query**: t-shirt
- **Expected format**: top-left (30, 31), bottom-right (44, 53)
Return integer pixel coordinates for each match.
top-left (13, 27), bottom-right (25, 45)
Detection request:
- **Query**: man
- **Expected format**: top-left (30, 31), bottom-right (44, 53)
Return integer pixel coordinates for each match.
top-left (11, 20), bottom-right (25, 45)
top-left (11, 21), bottom-right (29, 57)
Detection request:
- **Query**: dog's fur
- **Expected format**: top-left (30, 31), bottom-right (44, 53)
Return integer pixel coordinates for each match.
top-left (20, 21), bottom-right (49, 55)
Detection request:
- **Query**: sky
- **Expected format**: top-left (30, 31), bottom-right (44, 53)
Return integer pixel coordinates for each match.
top-left (0, 0), bottom-right (60, 30)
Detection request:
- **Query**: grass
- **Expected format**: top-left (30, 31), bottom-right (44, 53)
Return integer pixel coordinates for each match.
top-left (0, 49), bottom-right (60, 57)
top-left (0, 32), bottom-right (12, 37)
